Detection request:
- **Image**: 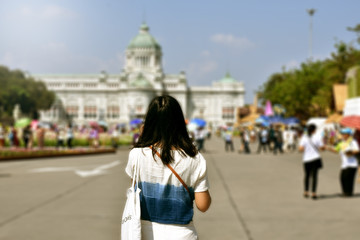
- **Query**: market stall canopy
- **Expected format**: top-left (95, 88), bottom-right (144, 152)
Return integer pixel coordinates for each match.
top-left (340, 115), bottom-right (360, 130)
top-left (256, 115), bottom-right (300, 126)
top-left (283, 117), bottom-right (300, 125)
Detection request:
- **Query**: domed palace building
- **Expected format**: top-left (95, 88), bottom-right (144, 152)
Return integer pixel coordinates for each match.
top-left (33, 23), bottom-right (245, 128)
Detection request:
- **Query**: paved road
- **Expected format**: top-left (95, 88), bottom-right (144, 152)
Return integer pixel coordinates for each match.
top-left (1, 137), bottom-right (360, 240)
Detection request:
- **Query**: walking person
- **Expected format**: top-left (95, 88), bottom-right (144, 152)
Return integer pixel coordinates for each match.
top-left (12, 127), bottom-right (19, 148)
top-left (298, 124), bottom-right (324, 199)
top-left (257, 126), bottom-right (268, 153)
top-left (56, 127), bottom-right (66, 149)
top-left (288, 126), bottom-right (297, 152)
top-left (22, 125), bottom-right (32, 149)
top-left (66, 124), bottom-right (74, 149)
top-left (0, 124), bottom-right (5, 149)
top-left (327, 128), bottom-right (359, 197)
top-left (273, 125), bottom-right (284, 155)
top-left (111, 126), bottom-right (119, 149)
top-left (125, 95), bottom-right (211, 240)
top-left (36, 125), bottom-right (45, 149)
top-left (268, 125), bottom-right (275, 150)
top-left (194, 126), bottom-right (206, 152)
top-left (242, 127), bottom-right (251, 154)
top-left (282, 126), bottom-right (290, 152)
top-left (223, 128), bottom-right (234, 152)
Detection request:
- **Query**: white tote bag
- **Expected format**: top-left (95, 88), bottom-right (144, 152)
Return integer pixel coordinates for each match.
top-left (121, 158), bottom-right (141, 240)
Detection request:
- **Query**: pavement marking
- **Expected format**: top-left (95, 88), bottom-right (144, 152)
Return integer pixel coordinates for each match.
top-left (28, 160), bottom-right (121, 178)
top-left (75, 160), bottom-right (120, 177)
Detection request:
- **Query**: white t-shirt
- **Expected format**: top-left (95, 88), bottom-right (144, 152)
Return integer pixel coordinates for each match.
top-left (288, 130), bottom-right (296, 144)
top-left (194, 129), bottom-right (207, 140)
top-left (299, 134), bottom-right (324, 162)
top-left (335, 139), bottom-right (359, 169)
top-left (125, 147), bottom-right (209, 225)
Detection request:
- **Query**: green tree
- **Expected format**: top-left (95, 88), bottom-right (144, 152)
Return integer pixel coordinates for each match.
top-left (258, 24), bottom-right (360, 121)
top-left (0, 66), bottom-right (55, 120)
top-left (347, 24), bottom-right (360, 45)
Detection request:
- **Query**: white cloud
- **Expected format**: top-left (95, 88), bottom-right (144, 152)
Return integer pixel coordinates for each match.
top-left (19, 4), bottom-right (77, 20)
top-left (210, 34), bottom-right (255, 50)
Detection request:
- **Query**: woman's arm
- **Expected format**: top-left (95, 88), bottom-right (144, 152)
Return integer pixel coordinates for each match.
top-left (325, 145), bottom-right (338, 153)
top-left (195, 190), bottom-right (211, 212)
top-left (298, 146), bottom-right (304, 152)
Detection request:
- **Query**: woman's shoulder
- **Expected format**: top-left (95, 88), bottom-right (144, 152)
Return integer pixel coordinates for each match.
top-left (129, 147), bottom-right (151, 155)
top-left (174, 151), bottom-right (206, 168)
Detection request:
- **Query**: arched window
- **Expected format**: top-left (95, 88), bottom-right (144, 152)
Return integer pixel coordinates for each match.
top-left (222, 107), bottom-right (234, 120)
top-left (107, 105), bottom-right (120, 119)
top-left (65, 106), bottom-right (79, 119)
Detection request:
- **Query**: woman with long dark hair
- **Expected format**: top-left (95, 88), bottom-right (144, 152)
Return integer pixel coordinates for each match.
top-left (298, 124), bottom-right (325, 199)
top-left (125, 95), bottom-right (211, 239)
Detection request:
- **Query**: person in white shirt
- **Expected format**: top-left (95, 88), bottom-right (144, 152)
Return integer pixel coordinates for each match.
top-left (257, 126), bottom-right (268, 153)
top-left (288, 127), bottom-right (297, 152)
top-left (223, 128), bottom-right (234, 152)
top-left (298, 124), bottom-right (325, 199)
top-left (125, 95), bottom-right (211, 240)
top-left (327, 128), bottom-right (359, 197)
top-left (194, 127), bottom-right (206, 152)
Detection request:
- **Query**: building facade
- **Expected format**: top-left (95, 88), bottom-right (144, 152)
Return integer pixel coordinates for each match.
top-left (33, 23), bottom-right (245, 128)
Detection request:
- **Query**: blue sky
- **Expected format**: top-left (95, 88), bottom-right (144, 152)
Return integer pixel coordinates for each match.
top-left (1, 0), bottom-right (359, 104)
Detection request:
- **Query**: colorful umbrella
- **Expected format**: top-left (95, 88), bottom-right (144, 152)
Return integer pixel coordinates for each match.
top-left (15, 118), bottom-right (31, 128)
top-left (98, 120), bottom-right (108, 127)
top-left (190, 118), bottom-right (206, 127)
top-left (255, 117), bottom-right (270, 127)
top-left (340, 115), bottom-right (360, 130)
top-left (130, 118), bottom-right (143, 125)
top-left (89, 121), bottom-right (100, 128)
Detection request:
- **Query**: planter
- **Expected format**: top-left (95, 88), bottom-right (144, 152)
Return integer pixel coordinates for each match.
top-left (0, 147), bottom-right (116, 161)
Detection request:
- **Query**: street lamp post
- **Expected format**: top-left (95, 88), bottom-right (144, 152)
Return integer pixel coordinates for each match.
top-left (307, 8), bottom-right (316, 61)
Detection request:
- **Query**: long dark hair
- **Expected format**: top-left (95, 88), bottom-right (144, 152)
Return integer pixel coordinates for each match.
top-left (134, 95), bottom-right (198, 164)
top-left (307, 124), bottom-right (316, 137)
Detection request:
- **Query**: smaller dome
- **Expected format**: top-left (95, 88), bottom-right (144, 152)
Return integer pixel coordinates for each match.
top-left (130, 73), bottom-right (153, 88)
top-left (128, 23), bottom-right (161, 50)
top-left (219, 72), bottom-right (237, 83)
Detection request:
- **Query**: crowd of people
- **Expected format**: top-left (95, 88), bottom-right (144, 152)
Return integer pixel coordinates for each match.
top-left (214, 124), bottom-right (300, 155)
top-left (0, 123), bottom-right (128, 150)
top-left (187, 122), bottom-right (360, 199)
